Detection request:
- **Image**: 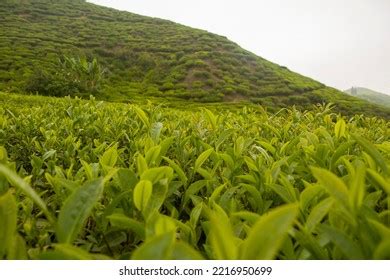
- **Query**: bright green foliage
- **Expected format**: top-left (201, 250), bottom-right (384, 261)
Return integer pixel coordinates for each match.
top-left (57, 178), bottom-right (104, 244)
top-left (0, 191), bottom-right (17, 259)
top-left (0, 93), bottom-right (389, 260)
top-left (133, 180), bottom-right (153, 213)
top-left (241, 204), bottom-right (299, 259)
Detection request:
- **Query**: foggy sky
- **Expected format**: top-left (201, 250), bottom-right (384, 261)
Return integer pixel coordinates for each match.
top-left (89, 0), bottom-right (390, 94)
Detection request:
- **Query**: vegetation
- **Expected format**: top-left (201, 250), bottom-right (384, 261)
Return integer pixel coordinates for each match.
top-left (0, 0), bottom-right (389, 118)
top-left (345, 87), bottom-right (390, 108)
top-left (0, 0), bottom-right (389, 262)
top-left (25, 56), bottom-right (106, 97)
top-left (0, 93), bottom-right (389, 260)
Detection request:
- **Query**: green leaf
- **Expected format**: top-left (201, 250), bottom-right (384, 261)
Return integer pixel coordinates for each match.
top-left (194, 148), bottom-right (213, 172)
top-left (132, 231), bottom-right (175, 260)
top-left (305, 197), bottom-right (333, 232)
top-left (209, 183), bottom-right (226, 204)
top-left (349, 160), bottom-right (366, 211)
top-left (81, 160), bottom-right (94, 180)
top-left (107, 213), bottom-right (145, 239)
top-left (319, 224), bottom-right (365, 259)
top-left (236, 174), bottom-right (256, 184)
top-left (334, 119), bottom-right (346, 138)
top-left (42, 149), bottom-right (56, 161)
top-left (136, 154), bottom-right (148, 176)
top-left (133, 180), bottom-right (153, 212)
top-left (208, 207), bottom-right (238, 260)
top-left (7, 234), bottom-right (27, 260)
top-left (57, 178), bottom-right (104, 244)
top-left (0, 164), bottom-right (54, 224)
top-left (172, 242), bottom-right (204, 260)
top-left (294, 229), bottom-right (329, 259)
top-left (311, 167), bottom-right (350, 210)
top-left (368, 219), bottom-right (390, 239)
top-left (367, 169), bottom-right (390, 194)
top-left (241, 203), bottom-right (299, 259)
top-left (234, 136), bottom-right (245, 157)
top-left (141, 166), bottom-right (173, 184)
top-left (153, 214), bottom-right (177, 236)
top-left (100, 145), bottom-right (118, 167)
top-left (183, 180), bottom-right (207, 207)
top-left (232, 211), bottom-right (261, 224)
top-left (352, 134), bottom-right (389, 175)
top-left (269, 182), bottom-right (297, 203)
top-left (330, 141), bottom-right (354, 169)
top-left (374, 240), bottom-right (390, 259)
top-left (134, 106), bottom-right (150, 128)
top-left (145, 145), bottom-right (161, 167)
top-left (239, 183), bottom-right (264, 214)
top-left (204, 108), bottom-right (217, 130)
top-left (300, 183), bottom-right (324, 212)
top-left (0, 191), bottom-right (17, 258)
top-left (163, 157), bottom-right (188, 183)
top-left (116, 168), bottom-right (138, 190)
top-left (143, 181), bottom-right (169, 219)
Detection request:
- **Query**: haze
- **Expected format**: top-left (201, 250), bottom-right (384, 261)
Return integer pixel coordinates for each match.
top-left (89, 0), bottom-right (390, 95)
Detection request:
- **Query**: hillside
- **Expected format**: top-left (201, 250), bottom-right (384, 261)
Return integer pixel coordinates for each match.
top-left (345, 87), bottom-right (390, 108)
top-left (0, 0), bottom-right (389, 117)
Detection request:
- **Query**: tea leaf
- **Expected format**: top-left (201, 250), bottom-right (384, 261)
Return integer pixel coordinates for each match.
top-left (0, 191), bottom-right (17, 258)
top-left (334, 119), bottom-right (346, 139)
top-left (57, 178), bottom-right (104, 244)
top-left (194, 148), bottom-right (213, 172)
top-left (107, 213), bottom-right (145, 239)
top-left (367, 169), bottom-right (390, 194)
top-left (319, 224), bottom-right (365, 259)
top-left (133, 180), bottom-right (153, 212)
top-left (311, 167), bottom-right (350, 210)
top-left (0, 164), bottom-right (54, 224)
top-left (172, 242), bottom-right (204, 260)
top-left (208, 207), bottom-right (238, 260)
top-left (132, 231), bottom-right (175, 260)
top-left (134, 106), bottom-right (150, 128)
top-left (306, 197), bottom-right (333, 232)
top-left (100, 145), bottom-right (118, 167)
top-left (241, 203), bottom-right (299, 259)
top-left (352, 134), bottom-right (389, 175)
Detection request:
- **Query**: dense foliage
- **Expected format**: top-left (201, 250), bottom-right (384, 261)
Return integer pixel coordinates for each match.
top-left (25, 56), bottom-right (106, 97)
top-left (1, 93), bottom-right (389, 260)
top-left (1, 0), bottom-right (389, 118)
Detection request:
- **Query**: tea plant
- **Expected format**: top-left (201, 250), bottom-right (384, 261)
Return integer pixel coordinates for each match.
top-left (0, 93), bottom-right (389, 259)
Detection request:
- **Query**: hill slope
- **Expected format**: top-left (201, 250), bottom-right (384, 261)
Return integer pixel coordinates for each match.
top-left (0, 0), bottom-right (389, 117)
top-left (345, 87), bottom-right (390, 108)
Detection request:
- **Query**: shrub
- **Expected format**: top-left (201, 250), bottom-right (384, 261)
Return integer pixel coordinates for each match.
top-left (25, 56), bottom-right (106, 97)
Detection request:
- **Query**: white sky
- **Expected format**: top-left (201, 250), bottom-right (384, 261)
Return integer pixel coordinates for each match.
top-left (89, 0), bottom-right (390, 94)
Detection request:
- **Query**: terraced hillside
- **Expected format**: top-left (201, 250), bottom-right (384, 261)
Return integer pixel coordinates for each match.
top-left (0, 0), bottom-right (389, 118)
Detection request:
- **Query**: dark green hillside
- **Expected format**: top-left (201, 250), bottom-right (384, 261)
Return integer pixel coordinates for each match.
top-left (0, 0), bottom-right (389, 117)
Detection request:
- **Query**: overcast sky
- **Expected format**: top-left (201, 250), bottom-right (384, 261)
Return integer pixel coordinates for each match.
top-left (89, 0), bottom-right (390, 94)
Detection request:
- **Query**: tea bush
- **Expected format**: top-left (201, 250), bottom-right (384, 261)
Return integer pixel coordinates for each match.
top-left (0, 93), bottom-right (389, 259)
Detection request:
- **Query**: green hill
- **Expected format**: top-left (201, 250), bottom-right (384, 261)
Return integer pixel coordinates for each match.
top-left (0, 0), bottom-right (389, 117)
top-left (345, 87), bottom-right (390, 108)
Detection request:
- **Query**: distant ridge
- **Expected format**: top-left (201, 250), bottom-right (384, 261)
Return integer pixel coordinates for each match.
top-left (344, 87), bottom-right (390, 108)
